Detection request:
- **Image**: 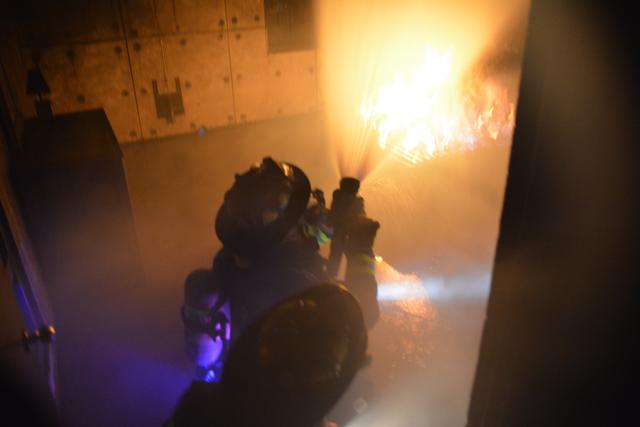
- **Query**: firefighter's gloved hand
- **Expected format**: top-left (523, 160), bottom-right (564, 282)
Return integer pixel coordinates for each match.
top-left (345, 216), bottom-right (380, 257)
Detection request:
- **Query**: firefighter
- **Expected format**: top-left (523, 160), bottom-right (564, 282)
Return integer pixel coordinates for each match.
top-left (181, 157), bottom-right (380, 383)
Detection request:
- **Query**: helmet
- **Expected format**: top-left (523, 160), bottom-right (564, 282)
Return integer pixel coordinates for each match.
top-left (215, 157), bottom-right (311, 258)
top-left (221, 284), bottom-right (367, 427)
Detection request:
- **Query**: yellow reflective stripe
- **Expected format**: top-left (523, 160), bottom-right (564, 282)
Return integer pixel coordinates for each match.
top-left (352, 254), bottom-right (375, 264)
top-left (347, 265), bottom-right (376, 276)
top-left (347, 254), bottom-right (376, 275)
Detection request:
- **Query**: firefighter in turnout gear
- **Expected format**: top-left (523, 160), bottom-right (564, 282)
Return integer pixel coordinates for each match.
top-left (181, 157), bottom-right (380, 388)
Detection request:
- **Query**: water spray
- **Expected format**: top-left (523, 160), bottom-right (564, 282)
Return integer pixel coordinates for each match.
top-left (326, 177), bottom-right (364, 278)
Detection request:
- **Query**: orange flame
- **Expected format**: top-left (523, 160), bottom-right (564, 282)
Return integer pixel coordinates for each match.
top-left (360, 47), bottom-right (516, 164)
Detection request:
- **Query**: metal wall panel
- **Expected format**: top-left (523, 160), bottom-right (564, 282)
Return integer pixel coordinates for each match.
top-left (268, 50), bottom-right (317, 116)
top-left (128, 33), bottom-right (233, 139)
top-left (229, 29), bottom-right (273, 123)
top-left (5, 0), bottom-right (318, 144)
top-left (125, 38), bottom-right (167, 138)
top-left (226, 0), bottom-right (265, 30)
top-left (163, 34), bottom-right (235, 131)
top-left (228, 29), bottom-right (270, 122)
top-left (25, 42), bottom-right (141, 142)
top-left (229, 28), bottom-right (317, 123)
top-left (164, 0), bottom-right (227, 33)
top-left (19, 0), bottom-right (123, 45)
top-left (122, 0), bottom-right (227, 36)
top-left (264, 0), bottom-right (315, 53)
top-left (121, 0), bottom-right (159, 37)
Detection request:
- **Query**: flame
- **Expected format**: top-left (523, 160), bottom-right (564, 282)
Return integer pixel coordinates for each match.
top-left (360, 47), bottom-right (516, 164)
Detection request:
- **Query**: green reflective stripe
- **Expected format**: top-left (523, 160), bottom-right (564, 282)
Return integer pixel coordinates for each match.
top-left (316, 228), bottom-right (331, 245)
top-left (305, 223), bottom-right (331, 245)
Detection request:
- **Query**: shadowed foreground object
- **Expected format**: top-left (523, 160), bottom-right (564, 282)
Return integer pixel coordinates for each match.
top-left (10, 110), bottom-right (147, 426)
top-left (172, 284), bottom-right (367, 427)
top-left (468, 1), bottom-right (640, 426)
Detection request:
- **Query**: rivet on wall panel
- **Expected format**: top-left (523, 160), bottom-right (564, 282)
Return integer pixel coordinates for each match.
top-left (228, 115), bottom-right (235, 123)
top-left (130, 29), bottom-right (139, 37)
top-left (309, 67), bottom-right (314, 74)
top-left (180, 38), bottom-right (187, 47)
top-left (185, 81), bottom-right (191, 89)
top-left (150, 128), bottom-right (157, 136)
top-left (133, 42), bottom-right (141, 52)
top-left (240, 113), bottom-right (246, 121)
top-left (114, 46), bottom-right (123, 55)
top-left (236, 73), bottom-right (242, 80)
top-left (277, 108), bottom-right (283, 115)
top-left (77, 95), bottom-right (86, 103)
top-left (254, 15), bottom-right (260, 22)
top-left (223, 76), bottom-right (230, 83)
top-left (218, 19), bottom-right (225, 27)
top-left (140, 87), bottom-right (148, 95)
top-left (275, 70), bottom-right (281, 77)
top-left (231, 16), bottom-right (238, 24)
top-left (235, 33), bottom-right (242, 40)
top-left (129, 130), bottom-right (137, 138)
top-left (190, 122), bottom-right (196, 130)
top-left (218, 33), bottom-right (224, 40)
top-left (66, 49), bottom-right (75, 62)
top-left (121, 89), bottom-right (129, 97)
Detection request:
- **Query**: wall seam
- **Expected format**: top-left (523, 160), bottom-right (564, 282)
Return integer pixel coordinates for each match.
top-left (20, 27), bottom-right (268, 49)
top-left (223, 0), bottom-right (238, 121)
top-left (116, 0), bottom-right (144, 142)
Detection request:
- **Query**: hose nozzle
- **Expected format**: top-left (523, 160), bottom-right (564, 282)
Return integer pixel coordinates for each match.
top-left (326, 177), bottom-right (363, 277)
top-left (339, 177), bottom-right (360, 196)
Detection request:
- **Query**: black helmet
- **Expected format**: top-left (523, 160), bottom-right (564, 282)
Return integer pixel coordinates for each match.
top-left (221, 284), bottom-right (368, 427)
top-left (215, 157), bottom-right (311, 258)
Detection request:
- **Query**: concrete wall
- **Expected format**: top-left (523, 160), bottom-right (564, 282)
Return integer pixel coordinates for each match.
top-left (1, 0), bottom-right (318, 143)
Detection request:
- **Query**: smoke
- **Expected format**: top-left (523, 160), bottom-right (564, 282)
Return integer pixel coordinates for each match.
top-left (35, 1), bottom-right (530, 425)
top-left (119, 112), bottom-right (516, 425)
top-left (114, 112), bottom-right (512, 427)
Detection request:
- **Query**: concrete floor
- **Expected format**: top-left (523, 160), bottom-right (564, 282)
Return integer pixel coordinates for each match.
top-left (51, 112), bottom-right (509, 426)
